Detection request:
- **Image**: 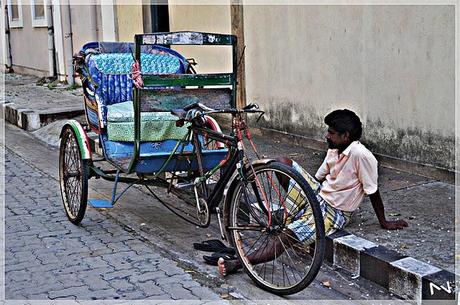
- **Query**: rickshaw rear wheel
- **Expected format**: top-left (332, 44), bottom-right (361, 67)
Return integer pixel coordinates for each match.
top-left (59, 126), bottom-right (89, 225)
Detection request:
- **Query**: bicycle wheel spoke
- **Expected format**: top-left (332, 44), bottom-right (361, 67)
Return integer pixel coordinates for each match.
top-left (276, 235), bottom-right (301, 282)
top-left (244, 231), bottom-right (270, 258)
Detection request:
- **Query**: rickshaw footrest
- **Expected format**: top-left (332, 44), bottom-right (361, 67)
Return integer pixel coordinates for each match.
top-left (88, 199), bottom-right (114, 208)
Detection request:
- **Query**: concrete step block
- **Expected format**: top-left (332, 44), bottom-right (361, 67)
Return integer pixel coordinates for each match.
top-left (360, 245), bottom-right (407, 289)
top-left (325, 230), bottom-right (351, 263)
top-left (389, 257), bottom-right (442, 301)
top-left (421, 269), bottom-right (456, 301)
top-left (333, 234), bottom-right (377, 275)
top-left (3, 102), bottom-right (84, 131)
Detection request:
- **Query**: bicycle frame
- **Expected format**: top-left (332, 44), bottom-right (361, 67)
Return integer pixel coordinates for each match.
top-left (188, 111), bottom-right (271, 218)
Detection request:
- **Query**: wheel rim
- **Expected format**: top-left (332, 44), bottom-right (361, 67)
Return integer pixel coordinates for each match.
top-left (61, 131), bottom-right (83, 219)
top-left (230, 167), bottom-right (319, 291)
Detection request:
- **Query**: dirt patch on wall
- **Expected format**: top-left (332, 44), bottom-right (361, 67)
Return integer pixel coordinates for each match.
top-left (255, 102), bottom-right (455, 171)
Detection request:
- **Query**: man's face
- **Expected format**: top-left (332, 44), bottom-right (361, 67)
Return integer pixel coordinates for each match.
top-left (325, 127), bottom-right (350, 150)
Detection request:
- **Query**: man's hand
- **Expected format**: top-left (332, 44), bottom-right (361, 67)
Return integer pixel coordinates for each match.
top-left (380, 219), bottom-right (408, 230)
top-left (369, 190), bottom-right (409, 230)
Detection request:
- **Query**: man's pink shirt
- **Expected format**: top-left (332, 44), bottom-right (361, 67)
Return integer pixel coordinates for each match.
top-left (315, 141), bottom-right (378, 212)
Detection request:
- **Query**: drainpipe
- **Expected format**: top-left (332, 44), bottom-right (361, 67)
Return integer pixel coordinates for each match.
top-left (4, 4), bottom-right (13, 72)
top-left (62, 1), bottom-right (74, 85)
top-left (46, 3), bottom-right (56, 77)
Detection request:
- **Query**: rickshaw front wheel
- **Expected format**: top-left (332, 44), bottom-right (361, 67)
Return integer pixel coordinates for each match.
top-left (59, 126), bottom-right (89, 225)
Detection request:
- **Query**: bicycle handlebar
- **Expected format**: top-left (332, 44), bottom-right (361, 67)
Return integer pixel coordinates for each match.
top-left (172, 102), bottom-right (265, 125)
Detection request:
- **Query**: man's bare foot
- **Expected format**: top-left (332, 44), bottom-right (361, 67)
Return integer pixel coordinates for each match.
top-left (217, 257), bottom-right (241, 276)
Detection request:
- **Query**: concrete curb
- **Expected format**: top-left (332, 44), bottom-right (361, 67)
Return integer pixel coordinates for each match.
top-left (326, 230), bottom-right (457, 303)
top-left (1, 101), bottom-right (84, 131)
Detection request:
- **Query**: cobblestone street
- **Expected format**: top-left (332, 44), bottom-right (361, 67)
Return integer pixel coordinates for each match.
top-left (5, 148), bottom-right (220, 301)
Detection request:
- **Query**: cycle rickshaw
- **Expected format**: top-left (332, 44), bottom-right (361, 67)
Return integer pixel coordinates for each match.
top-left (60, 31), bottom-right (325, 295)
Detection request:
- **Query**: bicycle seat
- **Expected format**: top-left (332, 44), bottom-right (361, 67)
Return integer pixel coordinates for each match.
top-left (171, 102), bottom-right (215, 123)
top-left (170, 108), bottom-right (188, 120)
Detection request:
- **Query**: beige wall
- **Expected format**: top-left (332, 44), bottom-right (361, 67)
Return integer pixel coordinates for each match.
top-left (116, 4), bottom-right (144, 42)
top-left (8, 5), bottom-right (49, 76)
top-left (7, 4), bottom-right (101, 77)
top-left (243, 5), bottom-right (455, 170)
top-left (168, 4), bottom-right (232, 73)
top-left (69, 5), bottom-right (100, 54)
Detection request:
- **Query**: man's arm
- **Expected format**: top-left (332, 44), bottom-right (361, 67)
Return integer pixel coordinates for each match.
top-left (369, 189), bottom-right (408, 230)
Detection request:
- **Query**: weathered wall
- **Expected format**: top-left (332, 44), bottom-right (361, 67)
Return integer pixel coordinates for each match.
top-left (168, 4), bottom-right (232, 73)
top-left (244, 5), bottom-right (455, 170)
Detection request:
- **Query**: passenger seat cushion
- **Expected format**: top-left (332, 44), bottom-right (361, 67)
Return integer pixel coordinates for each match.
top-left (106, 101), bottom-right (190, 142)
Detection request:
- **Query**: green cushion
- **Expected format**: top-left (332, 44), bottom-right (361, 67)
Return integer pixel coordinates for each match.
top-left (107, 101), bottom-right (189, 142)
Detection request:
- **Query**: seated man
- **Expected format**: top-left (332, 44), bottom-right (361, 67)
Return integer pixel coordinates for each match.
top-left (218, 109), bottom-right (408, 276)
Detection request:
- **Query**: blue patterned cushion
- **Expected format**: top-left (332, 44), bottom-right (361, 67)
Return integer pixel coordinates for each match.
top-left (86, 52), bottom-right (183, 124)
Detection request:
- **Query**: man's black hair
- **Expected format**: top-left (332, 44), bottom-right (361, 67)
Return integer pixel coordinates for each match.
top-left (324, 109), bottom-right (362, 141)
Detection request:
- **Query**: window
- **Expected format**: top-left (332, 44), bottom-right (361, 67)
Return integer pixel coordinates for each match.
top-left (30, 0), bottom-right (48, 27)
top-left (7, 0), bottom-right (23, 28)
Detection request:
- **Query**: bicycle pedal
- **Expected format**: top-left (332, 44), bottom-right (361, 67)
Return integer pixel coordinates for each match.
top-left (174, 182), bottom-right (195, 190)
top-left (88, 199), bottom-right (113, 208)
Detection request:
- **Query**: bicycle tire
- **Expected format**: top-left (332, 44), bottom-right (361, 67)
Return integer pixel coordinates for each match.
top-left (59, 126), bottom-right (89, 225)
top-left (227, 162), bottom-right (325, 295)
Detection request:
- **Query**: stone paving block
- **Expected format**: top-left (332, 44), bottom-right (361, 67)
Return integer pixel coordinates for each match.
top-left (75, 266), bottom-right (116, 280)
top-left (389, 257), bottom-right (442, 301)
top-left (28, 293), bottom-right (50, 300)
top-left (129, 271), bottom-right (165, 283)
top-left (157, 274), bottom-right (195, 286)
top-left (189, 286), bottom-right (221, 300)
top-left (103, 269), bottom-right (138, 281)
top-left (144, 294), bottom-right (173, 300)
top-left (83, 256), bottom-right (113, 269)
top-left (81, 275), bottom-right (113, 291)
top-left (26, 263), bottom-right (62, 274)
top-left (132, 260), bottom-right (161, 271)
top-left (8, 282), bottom-right (66, 297)
top-left (158, 261), bottom-right (184, 276)
top-left (333, 234), bottom-right (378, 275)
top-left (11, 250), bottom-right (37, 261)
top-left (360, 245), bottom-right (407, 288)
top-left (162, 283), bottom-right (198, 300)
top-left (106, 241), bottom-right (132, 252)
top-left (137, 280), bottom-right (168, 296)
top-left (182, 280), bottom-right (201, 289)
top-left (48, 286), bottom-right (90, 300)
top-left (117, 290), bottom-right (147, 299)
top-left (56, 274), bottom-right (86, 288)
top-left (108, 278), bottom-right (136, 292)
top-left (51, 262), bottom-right (92, 275)
top-left (6, 270), bottom-right (32, 282)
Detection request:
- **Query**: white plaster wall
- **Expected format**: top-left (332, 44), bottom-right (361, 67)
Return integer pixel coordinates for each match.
top-left (168, 4), bottom-right (232, 73)
top-left (243, 5), bottom-right (454, 169)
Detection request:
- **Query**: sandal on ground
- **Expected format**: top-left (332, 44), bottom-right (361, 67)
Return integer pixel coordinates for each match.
top-left (203, 250), bottom-right (237, 266)
top-left (193, 239), bottom-right (235, 254)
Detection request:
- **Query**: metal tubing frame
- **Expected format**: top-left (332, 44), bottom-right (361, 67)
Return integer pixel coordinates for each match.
top-left (90, 125), bottom-right (240, 212)
top-left (127, 32), bottom-right (238, 174)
